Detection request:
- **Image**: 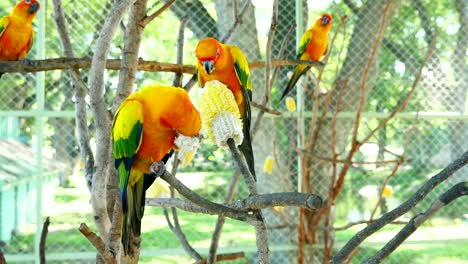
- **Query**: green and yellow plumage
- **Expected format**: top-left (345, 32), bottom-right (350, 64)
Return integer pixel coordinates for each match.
top-left (112, 85), bottom-right (201, 255)
top-left (196, 38), bottom-right (256, 180)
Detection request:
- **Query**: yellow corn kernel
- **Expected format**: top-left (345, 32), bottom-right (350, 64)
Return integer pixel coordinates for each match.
top-left (263, 155), bottom-right (274, 174)
top-left (147, 181), bottom-right (170, 198)
top-left (382, 185), bottom-right (393, 198)
top-left (285, 96), bottom-right (296, 112)
top-left (198, 80), bottom-right (243, 148)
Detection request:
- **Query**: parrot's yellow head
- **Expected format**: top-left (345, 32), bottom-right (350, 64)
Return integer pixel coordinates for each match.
top-left (196, 37), bottom-right (224, 75)
top-left (316, 13), bottom-right (332, 30)
top-left (13, 0), bottom-right (40, 19)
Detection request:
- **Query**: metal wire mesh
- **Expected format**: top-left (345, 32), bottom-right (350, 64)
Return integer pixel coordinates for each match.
top-left (0, 0), bottom-right (466, 263)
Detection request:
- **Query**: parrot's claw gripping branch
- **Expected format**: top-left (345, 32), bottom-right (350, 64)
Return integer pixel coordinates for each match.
top-left (149, 161), bottom-right (166, 178)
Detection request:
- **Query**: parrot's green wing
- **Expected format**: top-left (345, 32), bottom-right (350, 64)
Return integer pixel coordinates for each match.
top-left (27, 30), bottom-right (34, 54)
top-left (112, 99), bottom-right (144, 210)
top-left (230, 45), bottom-right (252, 101)
top-left (296, 29), bottom-right (313, 60)
top-left (229, 45), bottom-right (257, 180)
top-left (0, 16), bottom-right (10, 38)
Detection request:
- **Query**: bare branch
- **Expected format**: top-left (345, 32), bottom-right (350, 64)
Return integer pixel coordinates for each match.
top-left (226, 138), bottom-right (269, 263)
top-left (196, 252), bottom-right (246, 264)
top-left (173, 17), bottom-right (190, 87)
top-left (140, 0), bottom-right (175, 27)
top-left (51, 0), bottom-right (94, 191)
top-left (147, 192), bottom-right (322, 212)
top-left (207, 170), bottom-right (241, 264)
top-left (221, 0), bottom-right (251, 43)
top-left (0, 58), bottom-right (325, 74)
top-left (149, 162), bottom-right (254, 223)
top-left (112, 0), bottom-right (150, 112)
top-left (333, 220), bottom-right (407, 231)
top-left (79, 223), bottom-right (116, 263)
top-left (364, 181), bottom-right (468, 264)
top-left (167, 154), bottom-right (203, 261)
top-left (39, 217), bottom-right (50, 264)
top-left (89, 0), bottom-right (136, 243)
top-left (330, 151), bottom-right (468, 264)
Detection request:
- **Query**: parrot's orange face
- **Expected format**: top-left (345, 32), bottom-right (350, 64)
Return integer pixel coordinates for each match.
top-left (196, 38), bottom-right (224, 75)
top-left (14, 0), bottom-right (40, 18)
top-left (319, 13), bottom-right (332, 28)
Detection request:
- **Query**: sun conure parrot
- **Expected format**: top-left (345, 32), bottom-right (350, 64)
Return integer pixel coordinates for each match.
top-left (195, 37), bottom-right (257, 180)
top-left (280, 13), bottom-right (332, 101)
top-left (0, 0), bottom-right (40, 78)
top-left (112, 85), bottom-right (201, 255)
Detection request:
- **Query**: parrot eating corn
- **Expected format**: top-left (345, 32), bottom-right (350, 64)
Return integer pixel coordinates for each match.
top-left (0, 0), bottom-right (40, 78)
top-left (112, 85), bottom-right (201, 255)
top-left (195, 37), bottom-right (257, 180)
top-left (280, 13), bottom-right (332, 101)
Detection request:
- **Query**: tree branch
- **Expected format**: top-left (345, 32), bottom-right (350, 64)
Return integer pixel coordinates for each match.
top-left (52, 0), bottom-right (95, 191)
top-left (207, 170), bottom-right (241, 264)
top-left (147, 192), bottom-right (322, 213)
top-left (221, 0), bottom-right (251, 43)
top-left (112, 0), bottom-right (149, 112)
top-left (363, 181), bottom-right (468, 264)
top-left (330, 151), bottom-right (468, 263)
top-left (79, 223), bottom-right (116, 263)
top-left (173, 17), bottom-right (190, 87)
top-left (0, 58), bottom-right (324, 74)
top-left (39, 217), bottom-right (50, 264)
top-left (140, 0), bottom-right (175, 27)
top-left (149, 162), bottom-right (254, 223)
top-left (89, 0), bottom-right (136, 244)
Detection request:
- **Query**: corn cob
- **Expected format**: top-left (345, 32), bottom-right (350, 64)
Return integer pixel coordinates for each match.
top-left (146, 181), bottom-right (170, 198)
top-left (197, 80), bottom-right (243, 148)
top-left (285, 96), bottom-right (296, 112)
top-left (263, 155), bottom-right (274, 174)
top-left (174, 133), bottom-right (202, 167)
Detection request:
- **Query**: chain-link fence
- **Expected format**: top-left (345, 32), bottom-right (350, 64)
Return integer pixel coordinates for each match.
top-left (0, 0), bottom-right (466, 263)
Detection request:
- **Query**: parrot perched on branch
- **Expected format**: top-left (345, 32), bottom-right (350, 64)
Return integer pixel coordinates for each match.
top-left (195, 37), bottom-right (257, 180)
top-left (112, 85), bottom-right (201, 255)
top-left (280, 13), bottom-right (332, 101)
top-left (0, 0), bottom-right (40, 78)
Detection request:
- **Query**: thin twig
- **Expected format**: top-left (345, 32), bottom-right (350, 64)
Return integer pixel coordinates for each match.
top-left (149, 162), bottom-right (254, 223)
top-left (0, 247), bottom-right (5, 264)
top-left (39, 217), bottom-right (50, 264)
top-left (364, 181), bottom-right (468, 264)
top-left (226, 138), bottom-right (269, 263)
top-left (196, 252), bottom-right (246, 264)
top-left (207, 170), bottom-right (241, 264)
top-left (140, 0), bottom-right (175, 27)
top-left (79, 223), bottom-right (116, 263)
top-left (168, 154), bottom-right (203, 261)
top-left (221, 0), bottom-right (251, 43)
top-left (330, 151), bottom-right (468, 263)
top-left (333, 220), bottom-right (407, 231)
top-left (173, 17), bottom-right (190, 87)
top-left (51, 0), bottom-right (94, 191)
top-left (369, 121), bottom-right (417, 221)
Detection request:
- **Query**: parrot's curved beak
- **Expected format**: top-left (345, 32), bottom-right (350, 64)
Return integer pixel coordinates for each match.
top-left (321, 16), bottom-right (329, 26)
top-left (202, 60), bottom-right (215, 75)
top-left (29, 2), bottom-right (40, 14)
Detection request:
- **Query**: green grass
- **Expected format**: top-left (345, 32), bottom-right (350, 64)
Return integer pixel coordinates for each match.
top-left (4, 172), bottom-right (468, 263)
